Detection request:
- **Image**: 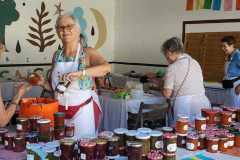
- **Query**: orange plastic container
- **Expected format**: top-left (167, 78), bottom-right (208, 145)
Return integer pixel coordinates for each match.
top-left (19, 98), bottom-right (59, 127)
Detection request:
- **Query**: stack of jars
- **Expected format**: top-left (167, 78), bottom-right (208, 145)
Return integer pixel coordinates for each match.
top-left (54, 112), bottom-right (65, 140)
top-left (163, 133), bottom-right (177, 159)
top-left (37, 118), bottom-right (51, 142)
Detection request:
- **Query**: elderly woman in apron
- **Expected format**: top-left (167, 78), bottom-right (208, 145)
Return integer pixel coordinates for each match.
top-left (221, 36), bottom-right (240, 107)
top-left (161, 37), bottom-right (210, 125)
top-left (37, 13), bottom-right (111, 139)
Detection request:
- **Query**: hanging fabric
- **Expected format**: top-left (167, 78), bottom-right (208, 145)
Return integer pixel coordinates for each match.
top-left (224, 0), bottom-right (233, 11)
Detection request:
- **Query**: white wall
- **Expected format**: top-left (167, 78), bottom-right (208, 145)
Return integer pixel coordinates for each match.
top-left (114, 0), bottom-right (240, 73)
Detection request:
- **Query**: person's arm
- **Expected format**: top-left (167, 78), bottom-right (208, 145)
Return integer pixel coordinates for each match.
top-left (162, 65), bottom-right (175, 98)
top-left (0, 83), bottom-right (31, 127)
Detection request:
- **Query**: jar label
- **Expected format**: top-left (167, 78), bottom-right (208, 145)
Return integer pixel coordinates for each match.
top-left (81, 153), bottom-right (86, 159)
top-left (186, 143), bottom-right (195, 150)
top-left (232, 114), bottom-right (236, 119)
top-left (167, 143), bottom-right (177, 152)
top-left (183, 125), bottom-right (188, 131)
top-left (17, 124), bottom-right (22, 130)
top-left (228, 117), bottom-right (232, 122)
top-left (212, 144), bottom-right (218, 151)
top-left (198, 142), bottom-right (200, 147)
top-left (228, 140), bottom-right (234, 146)
top-left (224, 142), bottom-right (228, 148)
top-left (27, 154), bottom-right (34, 160)
top-left (181, 139), bottom-right (186, 144)
top-left (201, 124), bottom-right (206, 130)
top-left (4, 140), bottom-right (8, 146)
top-left (155, 140), bottom-right (163, 149)
top-left (214, 116), bottom-right (220, 122)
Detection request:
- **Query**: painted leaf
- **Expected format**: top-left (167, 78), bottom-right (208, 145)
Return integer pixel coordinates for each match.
top-left (29, 26), bottom-right (38, 33)
top-left (44, 34), bottom-right (55, 41)
top-left (45, 40), bottom-right (56, 47)
top-left (16, 40), bottom-right (21, 53)
top-left (91, 26), bottom-right (95, 36)
top-left (31, 17), bottom-right (38, 25)
top-left (28, 33), bottom-right (40, 40)
top-left (42, 19), bottom-right (51, 25)
top-left (36, 9), bottom-right (40, 17)
top-left (42, 12), bottom-right (49, 18)
top-left (42, 28), bottom-right (53, 33)
top-left (26, 39), bottom-right (40, 47)
top-left (41, 2), bottom-right (46, 13)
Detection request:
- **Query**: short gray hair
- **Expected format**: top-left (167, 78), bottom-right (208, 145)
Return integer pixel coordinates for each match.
top-left (161, 37), bottom-right (183, 54)
top-left (55, 12), bottom-right (80, 30)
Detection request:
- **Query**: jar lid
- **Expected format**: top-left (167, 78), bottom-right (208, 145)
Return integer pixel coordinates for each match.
top-left (15, 136), bottom-right (24, 140)
top-left (17, 117), bottom-right (28, 122)
top-left (136, 133), bottom-right (151, 140)
top-left (98, 131), bottom-right (114, 139)
top-left (54, 112), bottom-right (65, 117)
top-left (198, 133), bottom-right (206, 138)
top-left (60, 138), bottom-right (75, 145)
top-left (96, 138), bottom-right (107, 145)
top-left (177, 115), bottom-right (189, 120)
top-left (137, 127), bottom-right (152, 134)
top-left (108, 136), bottom-right (119, 142)
top-left (37, 119), bottom-right (51, 124)
top-left (151, 130), bottom-right (163, 137)
top-left (5, 132), bottom-right (15, 137)
top-left (114, 128), bottom-right (128, 134)
top-left (196, 116), bottom-right (206, 121)
top-left (0, 128), bottom-right (8, 133)
top-left (127, 141), bottom-right (143, 148)
top-left (161, 127), bottom-right (173, 132)
top-left (206, 136), bottom-right (219, 141)
top-left (30, 115), bottom-right (42, 120)
top-left (80, 141), bottom-right (96, 147)
top-left (125, 130), bottom-right (137, 136)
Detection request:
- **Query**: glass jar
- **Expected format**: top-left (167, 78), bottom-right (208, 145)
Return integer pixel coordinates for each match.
top-left (125, 130), bottom-right (137, 142)
top-left (150, 130), bottom-right (163, 150)
top-left (176, 116), bottom-right (188, 135)
top-left (163, 133), bottom-right (177, 153)
top-left (60, 138), bottom-right (76, 160)
top-left (26, 143), bottom-right (41, 160)
top-left (136, 133), bottom-right (151, 157)
top-left (206, 136), bottom-right (219, 153)
top-left (29, 115), bottom-right (41, 132)
top-left (218, 136), bottom-right (229, 152)
top-left (65, 123), bottom-right (74, 137)
top-left (16, 117), bottom-right (29, 133)
top-left (54, 112), bottom-right (65, 128)
top-left (147, 150), bottom-right (163, 160)
top-left (96, 138), bottom-right (107, 160)
top-left (114, 128), bottom-right (128, 147)
top-left (54, 127), bottom-right (65, 140)
top-left (4, 132), bottom-right (15, 150)
top-left (98, 131), bottom-right (114, 140)
top-left (37, 119), bottom-right (51, 142)
top-left (80, 141), bottom-right (96, 160)
top-left (127, 141), bottom-right (143, 160)
top-left (221, 111), bottom-right (232, 127)
top-left (176, 134), bottom-right (186, 148)
top-left (107, 136), bottom-right (120, 157)
top-left (0, 128), bottom-right (8, 144)
top-left (223, 106), bottom-right (237, 121)
top-left (195, 116), bottom-right (206, 132)
top-left (161, 127), bottom-right (173, 134)
top-left (162, 152), bottom-right (176, 160)
top-left (237, 109), bottom-right (240, 122)
top-left (201, 108), bottom-right (220, 125)
top-left (13, 136), bottom-right (26, 152)
top-left (197, 133), bottom-right (206, 150)
top-left (226, 133), bottom-right (235, 149)
top-left (186, 134), bottom-right (198, 151)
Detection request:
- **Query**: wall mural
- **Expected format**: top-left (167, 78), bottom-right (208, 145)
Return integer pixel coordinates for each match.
top-left (0, 0), bottom-right (108, 81)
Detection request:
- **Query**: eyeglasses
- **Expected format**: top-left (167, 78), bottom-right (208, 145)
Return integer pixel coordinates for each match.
top-left (56, 24), bottom-right (75, 32)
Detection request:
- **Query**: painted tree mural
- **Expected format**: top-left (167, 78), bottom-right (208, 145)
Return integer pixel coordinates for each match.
top-left (26, 2), bottom-right (56, 52)
top-left (0, 0), bottom-right (19, 46)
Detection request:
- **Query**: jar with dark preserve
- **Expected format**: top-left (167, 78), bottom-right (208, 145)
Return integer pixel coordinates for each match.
top-left (16, 117), bottom-right (29, 133)
top-left (13, 136), bottom-right (26, 152)
top-left (195, 116), bottom-right (206, 132)
top-left (197, 133), bottom-right (206, 150)
top-left (37, 119), bottom-right (51, 142)
top-left (136, 133), bottom-right (151, 158)
top-left (161, 127), bottom-right (173, 134)
top-left (65, 123), bottom-right (75, 137)
top-left (237, 109), bottom-right (240, 122)
top-left (223, 106), bottom-right (237, 121)
top-left (107, 136), bottom-right (120, 157)
top-left (56, 79), bottom-right (71, 94)
top-left (54, 112), bottom-right (65, 128)
top-left (114, 128), bottom-right (128, 147)
top-left (80, 141), bottom-right (96, 160)
top-left (226, 133), bottom-right (235, 149)
top-left (127, 141), bottom-right (143, 160)
top-left (28, 72), bottom-right (41, 85)
top-left (98, 131), bottom-right (114, 140)
top-left (60, 138), bottom-right (76, 160)
top-left (25, 132), bottom-right (38, 144)
top-left (177, 134), bottom-right (186, 148)
top-left (218, 136), bottom-right (229, 152)
top-left (150, 130), bottom-right (163, 150)
top-left (54, 127), bottom-right (65, 140)
top-left (163, 133), bottom-right (177, 153)
top-left (0, 128), bottom-right (8, 144)
top-left (4, 132), bottom-right (15, 150)
top-left (201, 108), bottom-right (220, 125)
top-left (206, 136), bottom-right (219, 153)
top-left (29, 115), bottom-right (41, 131)
top-left (125, 130), bottom-right (137, 142)
top-left (186, 134), bottom-right (198, 151)
top-left (175, 116), bottom-right (188, 135)
top-left (221, 111), bottom-right (232, 126)
top-left (162, 152), bottom-right (176, 160)
top-left (96, 138), bottom-right (107, 160)
top-left (147, 150), bottom-right (163, 160)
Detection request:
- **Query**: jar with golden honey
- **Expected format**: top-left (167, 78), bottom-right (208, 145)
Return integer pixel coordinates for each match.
top-left (176, 116), bottom-right (188, 135)
top-left (0, 128), bottom-right (8, 144)
top-left (16, 117), bottom-right (29, 133)
top-left (195, 116), bottom-right (206, 132)
top-left (127, 141), bottom-right (143, 160)
top-left (186, 134), bottom-right (198, 151)
top-left (136, 133), bottom-right (151, 158)
top-left (107, 136), bottom-right (120, 157)
top-left (206, 136), bottom-right (219, 153)
top-left (96, 138), bottom-right (107, 160)
top-left (163, 133), bottom-right (177, 153)
top-left (150, 130), bottom-right (163, 150)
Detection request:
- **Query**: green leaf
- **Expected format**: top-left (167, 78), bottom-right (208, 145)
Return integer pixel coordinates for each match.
top-left (28, 33), bottom-right (40, 40)
top-left (42, 28), bottom-right (53, 33)
top-left (31, 17), bottom-right (39, 25)
top-left (45, 40), bottom-right (56, 47)
top-left (42, 19), bottom-right (51, 26)
top-left (44, 34), bottom-right (55, 41)
top-left (29, 26), bottom-right (38, 33)
top-left (26, 39), bottom-right (40, 47)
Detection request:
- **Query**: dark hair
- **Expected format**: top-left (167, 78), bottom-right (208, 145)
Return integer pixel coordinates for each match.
top-left (161, 37), bottom-right (183, 54)
top-left (221, 36), bottom-right (236, 45)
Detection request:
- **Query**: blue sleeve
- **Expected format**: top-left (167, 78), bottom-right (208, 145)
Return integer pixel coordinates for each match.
top-left (235, 52), bottom-right (240, 68)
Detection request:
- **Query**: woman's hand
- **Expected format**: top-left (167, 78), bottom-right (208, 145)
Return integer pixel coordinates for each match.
top-left (13, 83), bottom-right (32, 103)
top-left (65, 71), bottom-right (83, 81)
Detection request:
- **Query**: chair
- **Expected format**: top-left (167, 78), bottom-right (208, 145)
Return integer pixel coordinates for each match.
top-left (128, 102), bottom-right (169, 129)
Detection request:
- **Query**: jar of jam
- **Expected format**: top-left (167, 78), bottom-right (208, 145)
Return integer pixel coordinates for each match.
top-left (65, 123), bottom-right (74, 137)
top-left (114, 128), bottom-right (128, 147)
top-left (96, 138), bottom-right (107, 160)
top-left (0, 128), bottom-right (8, 144)
top-left (56, 79), bottom-right (71, 94)
top-left (54, 127), bottom-right (65, 140)
top-left (201, 108), bottom-right (220, 125)
top-left (162, 152), bottom-right (176, 160)
top-left (226, 133), bottom-right (235, 149)
top-left (25, 132), bottom-right (38, 144)
top-left (218, 136), bottom-right (229, 152)
top-left (195, 116), bottom-right (206, 132)
top-left (37, 118), bottom-right (51, 135)
top-left (107, 136), bottom-right (120, 157)
top-left (127, 141), bottom-right (143, 160)
top-left (98, 131), bottom-right (114, 140)
top-left (186, 134), bottom-right (198, 151)
top-left (137, 127), bottom-right (152, 134)
top-left (147, 150), bottom-right (163, 160)
top-left (163, 133), bottom-right (177, 153)
top-left (235, 133), bottom-right (240, 147)
top-left (136, 133), bottom-right (150, 158)
top-left (176, 116), bottom-right (188, 135)
top-left (125, 130), bottom-right (137, 142)
top-left (221, 111), bottom-right (232, 126)
top-left (237, 109), bottom-right (240, 122)
top-left (177, 134), bottom-right (186, 148)
top-left (80, 141), bottom-right (96, 160)
top-left (150, 130), bottom-right (163, 150)
top-left (197, 133), bottom-right (206, 150)
top-left (4, 132), bottom-right (15, 150)
top-left (16, 117), bottom-right (29, 133)
top-left (161, 127), bottom-right (173, 134)
top-left (206, 136), bottom-right (219, 153)
top-left (223, 106), bottom-right (237, 121)
top-left (60, 138), bottom-right (76, 160)
top-left (13, 136), bottom-right (26, 152)
top-left (29, 115), bottom-right (41, 131)
top-left (54, 112), bottom-right (65, 128)
top-left (28, 72), bottom-right (41, 85)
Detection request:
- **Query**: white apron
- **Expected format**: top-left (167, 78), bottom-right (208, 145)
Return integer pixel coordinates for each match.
top-left (223, 61), bottom-right (240, 107)
top-left (51, 44), bottom-right (101, 139)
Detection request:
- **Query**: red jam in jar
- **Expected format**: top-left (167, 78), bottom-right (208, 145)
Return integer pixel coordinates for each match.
top-left (195, 116), bottom-right (206, 132)
top-left (206, 136), bottom-right (219, 153)
top-left (218, 136), bottom-right (229, 152)
top-left (186, 134), bottom-right (198, 151)
top-left (13, 136), bottom-right (26, 152)
top-left (37, 119), bottom-right (51, 135)
top-left (221, 111), bottom-right (232, 126)
top-left (176, 116), bottom-right (188, 135)
top-left (223, 106), bottom-right (237, 121)
top-left (127, 141), bottom-right (143, 160)
top-left (60, 138), bottom-right (76, 160)
top-left (96, 138), bottom-right (107, 160)
top-left (29, 115), bottom-right (41, 132)
top-left (4, 133), bottom-right (15, 150)
top-left (16, 117), bottom-right (29, 133)
top-left (65, 123), bottom-right (75, 137)
top-left (80, 141), bottom-right (96, 160)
